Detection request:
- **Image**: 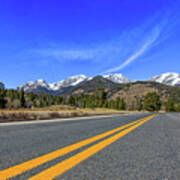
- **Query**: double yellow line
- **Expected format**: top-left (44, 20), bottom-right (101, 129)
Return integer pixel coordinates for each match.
top-left (0, 114), bottom-right (157, 180)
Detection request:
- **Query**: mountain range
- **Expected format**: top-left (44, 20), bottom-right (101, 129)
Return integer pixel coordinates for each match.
top-left (18, 73), bottom-right (179, 94)
top-left (1, 73), bottom-right (180, 96)
top-left (1, 73), bottom-right (180, 108)
top-left (17, 74), bottom-right (131, 95)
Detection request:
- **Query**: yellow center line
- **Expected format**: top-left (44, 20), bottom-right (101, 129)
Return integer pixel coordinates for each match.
top-left (0, 115), bottom-right (153, 180)
top-left (29, 114), bottom-right (157, 180)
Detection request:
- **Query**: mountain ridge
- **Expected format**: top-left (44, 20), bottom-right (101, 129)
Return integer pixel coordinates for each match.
top-left (18, 74), bottom-right (130, 94)
top-left (149, 72), bottom-right (180, 86)
top-left (1, 72), bottom-right (179, 95)
top-left (2, 73), bottom-right (180, 110)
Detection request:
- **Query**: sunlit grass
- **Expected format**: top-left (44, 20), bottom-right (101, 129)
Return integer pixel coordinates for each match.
top-left (0, 105), bottom-right (143, 121)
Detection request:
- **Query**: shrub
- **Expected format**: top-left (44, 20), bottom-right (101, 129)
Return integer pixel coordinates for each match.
top-left (165, 98), bottom-right (175, 112)
top-left (144, 92), bottom-right (161, 112)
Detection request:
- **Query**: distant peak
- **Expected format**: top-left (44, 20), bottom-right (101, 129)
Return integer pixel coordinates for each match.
top-left (18, 73), bottom-right (131, 93)
top-left (103, 73), bottom-right (131, 84)
top-left (150, 72), bottom-right (180, 86)
top-left (35, 79), bottom-right (47, 83)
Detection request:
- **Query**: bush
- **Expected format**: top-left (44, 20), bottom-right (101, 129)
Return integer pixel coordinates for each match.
top-left (144, 92), bottom-right (161, 112)
top-left (165, 98), bottom-right (175, 112)
top-left (175, 104), bottom-right (180, 112)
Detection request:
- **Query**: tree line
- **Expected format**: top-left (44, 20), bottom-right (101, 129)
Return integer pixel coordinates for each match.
top-left (0, 89), bottom-right (65, 109)
top-left (0, 87), bottom-right (180, 112)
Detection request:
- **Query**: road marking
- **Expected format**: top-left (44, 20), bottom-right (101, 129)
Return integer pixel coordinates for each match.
top-left (29, 114), bottom-right (157, 180)
top-left (0, 115), bottom-right (154, 180)
top-left (0, 114), bottom-right (126, 126)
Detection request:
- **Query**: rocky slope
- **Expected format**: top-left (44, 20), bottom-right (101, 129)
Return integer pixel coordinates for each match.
top-left (103, 74), bottom-right (130, 84)
top-left (61, 76), bottom-right (122, 96)
top-left (109, 81), bottom-right (180, 110)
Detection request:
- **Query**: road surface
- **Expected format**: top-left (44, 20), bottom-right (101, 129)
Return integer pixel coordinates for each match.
top-left (0, 113), bottom-right (180, 180)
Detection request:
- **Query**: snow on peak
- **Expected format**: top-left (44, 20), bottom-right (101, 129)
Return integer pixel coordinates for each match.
top-left (19, 79), bottom-right (50, 91)
top-left (149, 72), bottom-right (180, 86)
top-left (51, 75), bottom-right (87, 90)
top-left (103, 73), bottom-right (131, 84)
top-left (18, 73), bottom-right (131, 93)
top-left (69, 74), bottom-right (86, 79)
top-left (36, 79), bottom-right (46, 83)
top-left (35, 79), bottom-right (49, 86)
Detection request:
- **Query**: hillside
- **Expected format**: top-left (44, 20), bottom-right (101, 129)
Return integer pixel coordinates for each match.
top-left (1, 79), bottom-right (180, 111)
top-left (56, 78), bottom-right (180, 103)
top-left (15, 72), bottom-right (180, 97)
top-left (109, 81), bottom-right (180, 110)
top-left (1, 73), bottom-right (180, 111)
top-left (53, 78), bottom-right (180, 110)
top-left (60, 76), bottom-right (122, 96)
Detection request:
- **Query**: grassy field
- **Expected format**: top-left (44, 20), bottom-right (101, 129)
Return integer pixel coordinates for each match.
top-left (0, 105), bottom-right (142, 122)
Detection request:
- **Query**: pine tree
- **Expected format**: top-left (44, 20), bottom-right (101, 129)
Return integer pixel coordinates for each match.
top-left (136, 99), bottom-right (143, 111)
top-left (20, 89), bottom-right (26, 108)
top-left (119, 98), bottom-right (126, 110)
top-left (99, 88), bottom-right (107, 107)
top-left (165, 98), bottom-right (175, 112)
top-left (144, 92), bottom-right (161, 111)
top-left (0, 93), bottom-right (6, 108)
top-left (68, 95), bottom-right (76, 106)
top-left (175, 104), bottom-right (180, 112)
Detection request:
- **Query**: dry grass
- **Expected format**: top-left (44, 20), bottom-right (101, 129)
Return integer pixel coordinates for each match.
top-left (0, 105), bottom-right (139, 122)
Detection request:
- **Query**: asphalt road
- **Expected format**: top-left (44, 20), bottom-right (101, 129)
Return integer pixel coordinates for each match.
top-left (0, 113), bottom-right (180, 180)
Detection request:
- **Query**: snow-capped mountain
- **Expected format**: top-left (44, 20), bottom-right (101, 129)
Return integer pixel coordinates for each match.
top-left (149, 72), bottom-right (180, 86)
top-left (18, 79), bottom-right (52, 93)
top-left (18, 75), bottom-right (88, 93)
top-left (103, 74), bottom-right (131, 84)
top-left (50, 75), bottom-right (87, 91)
top-left (18, 74), bottom-right (130, 94)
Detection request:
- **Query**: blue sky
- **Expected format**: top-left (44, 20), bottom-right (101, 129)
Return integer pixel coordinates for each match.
top-left (0, 0), bottom-right (180, 88)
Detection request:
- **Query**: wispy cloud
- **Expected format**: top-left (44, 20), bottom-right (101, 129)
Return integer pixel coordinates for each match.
top-left (27, 8), bottom-right (177, 73)
top-left (34, 49), bottom-right (96, 61)
top-left (104, 27), bottom-right (161, 73)
top-left (103, 4), bottom-right (180, 74)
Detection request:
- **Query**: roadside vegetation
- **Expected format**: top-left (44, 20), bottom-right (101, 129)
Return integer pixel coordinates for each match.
top-left (0, 107), bottom-right (124, 122)
top-left (0, 87), bottom-right (180, 121)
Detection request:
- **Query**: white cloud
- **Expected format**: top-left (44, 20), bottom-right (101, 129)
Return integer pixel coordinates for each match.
top-left (104, 27), bottom-right (161, 73)
top-left (34, 49), bottom-right (97, 61)
top-left (103, 6), bottom-right (179, 74)
top-left (30, 11), bottom-right (175, 72)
